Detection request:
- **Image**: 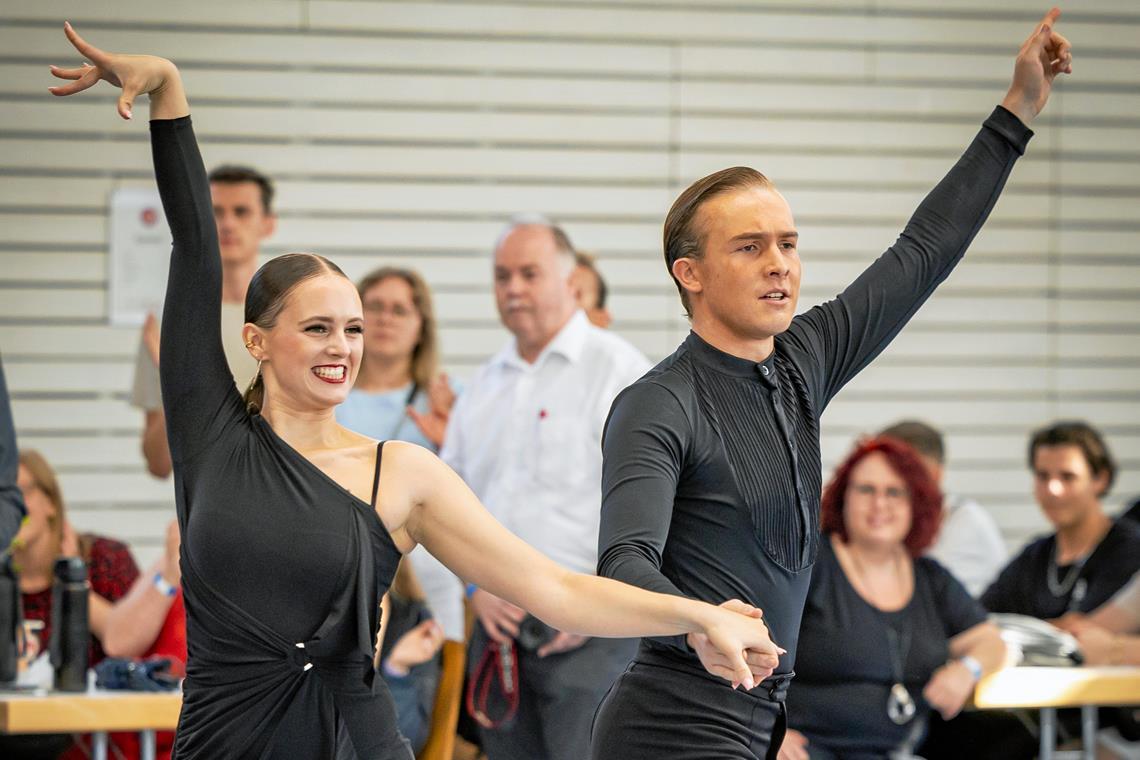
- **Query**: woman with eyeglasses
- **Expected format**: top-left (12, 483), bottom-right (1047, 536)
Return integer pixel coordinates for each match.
top-left (778, 437), bottom-right (1005, 760)
top-left (48, 24), bottom-right (779, 760)
top-left (338, 266), bottom-right (456, 460)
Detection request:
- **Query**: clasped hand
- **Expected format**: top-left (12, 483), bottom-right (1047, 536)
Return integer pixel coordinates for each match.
top-left (691, 599), bottom-right (783, 691)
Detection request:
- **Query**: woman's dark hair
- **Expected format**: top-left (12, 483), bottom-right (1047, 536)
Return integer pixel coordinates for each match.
top-left (1028, 420), bottom-right (1116, 496)
top-left (243, 253), bottom-right (350, 413)
top-left (820, 436), bottom-right (944, 558)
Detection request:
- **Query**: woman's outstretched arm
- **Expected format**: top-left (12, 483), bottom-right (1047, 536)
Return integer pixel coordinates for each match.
top-left (380, 441), bottom-right (781, 690)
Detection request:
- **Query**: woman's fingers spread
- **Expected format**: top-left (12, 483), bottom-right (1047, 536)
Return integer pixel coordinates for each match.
top-left (48, 69), bottom-right (99, 97)
top-left (49, 63), bottom-right (90, 81)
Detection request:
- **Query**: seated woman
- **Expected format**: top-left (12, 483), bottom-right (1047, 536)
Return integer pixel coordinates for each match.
top-left (3, 450), bottom-right (140, 759)
top-left (379, 559), bottom-right (446, 755)
top-left (337, 266), bottom-right (465, 641)
top-left (13, 450), bottom-right (139, 666)
top-left (779, 437), bottom-right (1005, 760)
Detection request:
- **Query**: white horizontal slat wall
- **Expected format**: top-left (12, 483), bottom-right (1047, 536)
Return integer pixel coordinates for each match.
top-left (2, 0), bottom-right (1139, 567)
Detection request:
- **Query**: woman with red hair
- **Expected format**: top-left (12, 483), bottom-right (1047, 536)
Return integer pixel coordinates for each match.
top-left (778, 437), bottom-right (1005, 760)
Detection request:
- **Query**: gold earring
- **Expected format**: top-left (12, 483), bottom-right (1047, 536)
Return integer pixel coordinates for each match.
top-left (245, 341), bottom-right (254, 349)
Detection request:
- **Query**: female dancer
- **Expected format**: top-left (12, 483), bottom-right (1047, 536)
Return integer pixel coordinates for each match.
top-left (48, 24), bottom-right (779, 760)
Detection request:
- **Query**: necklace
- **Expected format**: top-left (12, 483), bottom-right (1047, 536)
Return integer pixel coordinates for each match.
top-left (885, 625), bottom-right (916, 726)
top-left (1047, 554), bottom-right (1082, 597)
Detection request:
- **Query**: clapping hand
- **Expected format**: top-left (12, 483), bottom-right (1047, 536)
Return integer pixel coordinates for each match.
top-left (407, 373), bottom-right (457, 448)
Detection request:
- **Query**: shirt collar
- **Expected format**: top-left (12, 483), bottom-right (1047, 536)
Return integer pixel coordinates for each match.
top-left (493, 310), bottom-right (590, 370)
top-left (683, 330), bottom-right (778, 386)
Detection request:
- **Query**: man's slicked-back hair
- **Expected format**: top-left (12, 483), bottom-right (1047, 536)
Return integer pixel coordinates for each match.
top-left (663, 167), bottom-right (775, 318)
top-left (208, 164), bottom-right (275, 215)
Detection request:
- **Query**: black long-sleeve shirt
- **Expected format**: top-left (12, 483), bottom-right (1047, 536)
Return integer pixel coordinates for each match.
top-left (597, 106), bottom-right (1032, 679)
top-left (981, 520), bottom-right (1140, 618)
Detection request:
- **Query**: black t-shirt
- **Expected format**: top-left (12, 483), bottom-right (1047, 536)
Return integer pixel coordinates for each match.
top-left (981, 520), bottom-right (1140, 618)
top-left (788, 538), bottom-right (986, 757)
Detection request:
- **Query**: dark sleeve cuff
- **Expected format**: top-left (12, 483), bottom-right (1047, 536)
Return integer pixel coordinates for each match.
top-left (987, 106), bottom-right (1034, 156)
top-left (149, 115), bottom-right (193, 131)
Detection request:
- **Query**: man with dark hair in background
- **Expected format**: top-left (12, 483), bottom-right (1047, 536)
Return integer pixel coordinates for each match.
top-left (132, 165), bottom-right (276, 478)
top-left (981, 420), bottom-right (1140, 618)
top-left (880, 419), bottom-right (1006, 596)
top-left (570, 251), bottom-right (612, 329)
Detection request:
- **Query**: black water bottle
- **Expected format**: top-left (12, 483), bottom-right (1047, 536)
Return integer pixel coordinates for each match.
top-left (50, 556), bottom-right (88, 692)
top-left (0, 551), bottom-right (18, 683)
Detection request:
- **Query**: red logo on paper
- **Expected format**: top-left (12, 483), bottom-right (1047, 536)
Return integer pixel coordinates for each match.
top-left (141, 207), bottom-right (158, 226)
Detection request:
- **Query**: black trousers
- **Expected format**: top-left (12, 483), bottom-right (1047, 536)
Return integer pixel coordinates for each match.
top-left (590, 660), bottom-right (788, 760)
top-left (468, 623), bottom-right (637, 760)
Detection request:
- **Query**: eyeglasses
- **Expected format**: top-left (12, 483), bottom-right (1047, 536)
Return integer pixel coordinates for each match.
top-left (847, 483), bottom-right (909, 503)
top-left (362, 301), bottom-right (416, 319)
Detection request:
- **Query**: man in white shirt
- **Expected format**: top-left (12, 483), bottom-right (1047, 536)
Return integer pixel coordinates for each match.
top-left (441, 216), bottom-right (650, 760)
top-left (131, 165), bottom-right (276, 478)
top-left (879, 419), bottom-right (1007, 596)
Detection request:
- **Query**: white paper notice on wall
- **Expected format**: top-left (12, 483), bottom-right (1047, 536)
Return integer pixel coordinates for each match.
top-left (108, 186), bottom-right (172, 327)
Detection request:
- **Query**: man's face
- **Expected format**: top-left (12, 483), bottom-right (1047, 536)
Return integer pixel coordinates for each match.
top-left (493, 226), bottom-right (576, 352)
top-left (211, 181), bottom-right (275, 266)
top-left (570, 264), bottom-right (612, 329)
top-left (1032, 444), bottom-right (1108, 531)
top-left (683, 186), bottom-right (801, 343)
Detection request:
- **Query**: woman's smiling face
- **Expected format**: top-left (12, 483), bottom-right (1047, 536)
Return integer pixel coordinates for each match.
top-left (252, 272), bottom-right (365, 411)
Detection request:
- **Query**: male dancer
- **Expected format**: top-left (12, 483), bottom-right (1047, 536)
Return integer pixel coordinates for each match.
top-left (591, 10), bottom-right (1072, 759)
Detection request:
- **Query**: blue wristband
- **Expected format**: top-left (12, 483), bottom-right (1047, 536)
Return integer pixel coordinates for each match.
top-left (465, 583), bottom-right (478, 599)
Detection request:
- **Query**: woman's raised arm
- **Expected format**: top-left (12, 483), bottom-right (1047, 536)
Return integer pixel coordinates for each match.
top-left (50, 24), bottom-right (241, 464)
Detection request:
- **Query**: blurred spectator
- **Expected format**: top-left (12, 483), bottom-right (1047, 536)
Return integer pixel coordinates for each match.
top-left (379, 559), bottom-right (445, 754)
top-left (879, 420), bottom-right (1007, 596)
top-left (13, 450), bottom-right (138, 665)
top-left (780, 437), bottom-right (1004, 760)
top-left (2, 450), bottom-right (139, 759)
top-left (336, 266), bottom-right (464, 641)
top-left (441, 216), bottom-right (649, 760)
top-left (981, 421), bottom-right (1140, 618)
top-left (570, 251), bottom-right (612, 329)
top-left (925, 422), bottom-right (1140, 760)
top-left (132, 165), bottom-right (275, 478)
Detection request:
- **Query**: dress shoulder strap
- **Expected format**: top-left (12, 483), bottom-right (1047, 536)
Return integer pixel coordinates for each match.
top-left (371, 441), bottom-right (385, 509)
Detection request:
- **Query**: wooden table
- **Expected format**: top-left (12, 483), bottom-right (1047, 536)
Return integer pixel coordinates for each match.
top-left (0, 690), bottom-right (181, 760)
top-left (973, 666), bottom-right (1140, 760)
